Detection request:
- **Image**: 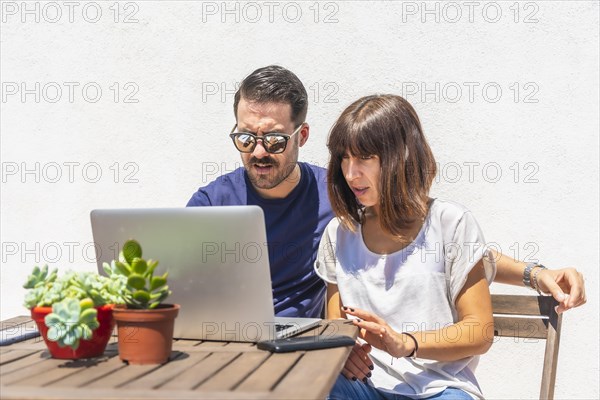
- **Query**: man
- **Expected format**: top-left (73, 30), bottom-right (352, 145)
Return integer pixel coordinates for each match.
top-left (187, 65), bottom-right (586, 319)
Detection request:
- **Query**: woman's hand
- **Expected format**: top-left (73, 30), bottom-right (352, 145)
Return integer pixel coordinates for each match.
top-left (492, 250), bottom-right (586, 313)
top-left (342, 306), bottom-right (415, 358)
top-left (537, 267), bottom-right (586, 313)
top-left (341, 342), bottom-right (374, 382)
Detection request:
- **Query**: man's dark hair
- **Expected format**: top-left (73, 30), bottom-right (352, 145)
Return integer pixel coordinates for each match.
top-left (234, 65), bottom-right (308, 126)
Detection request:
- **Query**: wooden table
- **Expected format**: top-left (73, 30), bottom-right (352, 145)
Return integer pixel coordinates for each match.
top-left (0, 317), bottom-right (357, 400)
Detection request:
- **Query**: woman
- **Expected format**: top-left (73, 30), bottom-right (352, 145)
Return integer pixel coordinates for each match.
top-left (316, 94), bottom-right (495, 399)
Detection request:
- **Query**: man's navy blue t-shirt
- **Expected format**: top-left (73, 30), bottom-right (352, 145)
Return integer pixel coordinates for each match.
top-left (186, 162), bottom-right (334, 318)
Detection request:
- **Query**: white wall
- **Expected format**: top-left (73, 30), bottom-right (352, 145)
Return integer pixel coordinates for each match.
top-left (1, 1), bottom-right (598, 398)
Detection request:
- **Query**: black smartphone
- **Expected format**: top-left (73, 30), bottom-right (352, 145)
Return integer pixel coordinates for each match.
top-left (257, 334), bottom-right (355, 353)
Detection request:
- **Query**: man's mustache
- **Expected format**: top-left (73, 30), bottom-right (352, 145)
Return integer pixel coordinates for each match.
top-left (249, 157), bottom-right (279, 167)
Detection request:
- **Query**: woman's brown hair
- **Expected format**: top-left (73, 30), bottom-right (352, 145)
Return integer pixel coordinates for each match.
top-left (327, 94), bottom-right (437, 236)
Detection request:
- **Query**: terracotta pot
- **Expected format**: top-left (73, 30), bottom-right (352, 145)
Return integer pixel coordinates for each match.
top-left (31, 304), bottom-right (115, 359)
top-left (112, 304), bottom-right (180, 365)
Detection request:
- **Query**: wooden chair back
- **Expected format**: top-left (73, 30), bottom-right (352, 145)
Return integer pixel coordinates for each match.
top-left (492, 294), bottom-right (563, 400)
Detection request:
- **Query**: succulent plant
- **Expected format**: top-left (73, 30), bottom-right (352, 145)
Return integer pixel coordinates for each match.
top-left (23, 265), bottom-right (59, 309)
top-left (23, 267), bottom-right (124, 309)
top-left (23, 265), bottom-right (125, 350)
top-left (103, 239), bottom-right (170, 309)
top-left (23, 265), bottom-right (58, 289)
top-left (44, 298), bottom-right (99, 350)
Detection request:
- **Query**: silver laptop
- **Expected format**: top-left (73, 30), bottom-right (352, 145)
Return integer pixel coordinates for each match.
top-left (90, 206), bottom-right (321, 342)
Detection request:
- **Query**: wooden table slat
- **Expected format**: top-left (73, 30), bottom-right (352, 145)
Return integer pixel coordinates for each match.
top-left (172, 344), bottom-right (261, 353)
top-left (0, 349), bottom-right (39, 366)
top-left (195, 340), bottom-right (227, 348)
top-left (2, 356), bottom-right (67, 386)
top-left (86, 357), bottom-right (172, 389)
top-left (0, 351), bottom-right (49, 378)
top-left (198, 351), bottom-right (270, 391)
top-left (173, 339), bottom-right (203, 347)
top-left (235, 352), bottom-right (303, 392)
top-left (223, 341), bottom-right (256, 349)
top-left (273, 346), bottom-right (350, 399)
top-left (122, 351), bottom-right (211, 390)
top-left (46, 354), bottom-right (126, 388)
top-left (160, 351), bottom-right (240, 390)
top-left (13, 354), bottom-right (119, 388)
top-left (5, 340), bottom-right (47, 352)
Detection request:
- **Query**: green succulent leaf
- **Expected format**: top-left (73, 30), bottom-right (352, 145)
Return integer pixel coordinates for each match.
top-left (148, 290), bottom-right (170, 309)
top-left (115, 261), bottom-right (131, 276)
top-left (85, 315), bottom-right (99, 332)
top-left (122, 240), bottom-right (142, 264)
top-left (127, 274), bottom-right (146, 290)
top-left (80, 308), bottom-right (98, 324)
top-left (64, 331), bottom-right (79, 349)
top-left (47, 325), bottom-right (62, 342)
top-left (150, 276), bottom-right (167, 291)
top-left (146, 260), bottom-right (159, 276)
top-left (23, 288), bottom-right (44, 309)
top-left (79, 298), bottom-right (94, 311)
top-left (54, 303), bottom-right (72, 322)
top-left (131, 258), bottom-right (148, 275)
top-left (22, 265), bottom-right (57, 292)
top-left (132, 290), bottom-right (150, 304)
top-left (23, 265), bottom-right (45, 289)
top-left (81, 325), bottom-right (93, 341)
top-left (66, 298), bottom-right (81, 318)
top-left (46, 269), bottom-right (58, 283)
top-left (102, 262), bottom-right (113, 276)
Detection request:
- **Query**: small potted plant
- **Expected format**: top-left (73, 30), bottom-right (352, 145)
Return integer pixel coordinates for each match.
top-left (23, 265), bottom-right (124, 359)
top-left (103, 239), bottom-right (180, 365)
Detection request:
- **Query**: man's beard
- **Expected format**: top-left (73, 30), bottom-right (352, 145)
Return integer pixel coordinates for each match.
top-left (244, 155), bottom-right (298, 190)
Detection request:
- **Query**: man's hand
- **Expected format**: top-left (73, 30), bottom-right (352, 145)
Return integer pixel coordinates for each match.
top-left (341, 342), bottom-right (373, 382)
top-left (537, 267), bottom-right (586, 313)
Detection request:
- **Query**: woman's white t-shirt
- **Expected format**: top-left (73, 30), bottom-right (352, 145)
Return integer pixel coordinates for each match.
top-left (315, 199), bottom-right (496, 399)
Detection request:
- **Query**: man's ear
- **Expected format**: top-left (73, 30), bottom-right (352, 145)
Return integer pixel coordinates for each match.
top-left (299, 123), bottom-right (310, 147)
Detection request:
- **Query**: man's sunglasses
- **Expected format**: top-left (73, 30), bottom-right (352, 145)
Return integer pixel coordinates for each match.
top-left (229, 123), bottom-right (303, 154)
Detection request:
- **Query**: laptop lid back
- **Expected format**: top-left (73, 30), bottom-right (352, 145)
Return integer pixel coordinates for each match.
top-left (90, 206), bottom-right (277, 341)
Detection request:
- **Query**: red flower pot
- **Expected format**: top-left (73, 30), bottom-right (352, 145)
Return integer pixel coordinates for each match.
top-left (31, 304), bottom-right (115, 359)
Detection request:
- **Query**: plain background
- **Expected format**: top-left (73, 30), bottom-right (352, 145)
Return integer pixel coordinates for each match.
top-left (1, 1), bottom-right (598, 398)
